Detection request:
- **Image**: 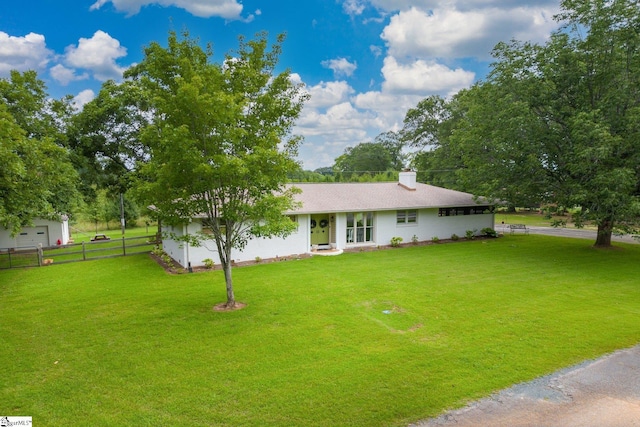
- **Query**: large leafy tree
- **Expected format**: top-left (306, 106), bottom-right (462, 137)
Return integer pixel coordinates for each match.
top-left (67, 80), bottom-right (150, 199)
top-left (404, 0), bottom-right (640, 247)
top-left (485, 0), bottom-right (640, 246)
top-left (333, 132), bottom-right (405, 179)
top-left (401, 95), bottom-right (464, 188)
top-left (0, 70), bottom-right (73, 144)
top-left (0, 98), bottom-right (80, 236)
top-left (130, 31), bottom-right (307, 308)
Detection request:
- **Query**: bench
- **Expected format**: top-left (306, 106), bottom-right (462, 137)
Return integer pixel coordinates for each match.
top-left (91, 234), bottom-right (111, 241)
top-left (509, 224), bottom-right (529, 234)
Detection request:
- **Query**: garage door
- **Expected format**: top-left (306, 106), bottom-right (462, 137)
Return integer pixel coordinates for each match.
top-left (16, 226), bottom-right (50, 248)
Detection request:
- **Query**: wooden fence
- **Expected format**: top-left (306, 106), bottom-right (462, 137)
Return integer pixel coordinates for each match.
top-left (0, 235), bottom-right (159, 269)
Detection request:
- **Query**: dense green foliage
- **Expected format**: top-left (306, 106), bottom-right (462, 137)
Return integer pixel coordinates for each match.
top-left (66, 80), bottom-right (150, 198)
top-left (402, 0), bottom-right (640, 246)
top-left (2, 236), bottom-right (639, 426)
top-left (129, 31), bottom-right (307, 306)
top-left (0, 71), bottom-right (81, 235)
top-left (332, 131), bottom-right (405, 178)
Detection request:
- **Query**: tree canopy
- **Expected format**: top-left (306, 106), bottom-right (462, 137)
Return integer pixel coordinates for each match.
top-left (66, 80), bottom-right (150, 200)
top-left (402, 0), bottom-right (640, 247)
top-left (333, 131), bottom-right (406, 178)
top-left (0, 72), bottom-right (81, 236)
top-left (130, 31), bottom-right (307, 307)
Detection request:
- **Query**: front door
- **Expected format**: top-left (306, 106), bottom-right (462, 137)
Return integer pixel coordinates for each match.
top-left (310, 214), bottom-right (330, 246)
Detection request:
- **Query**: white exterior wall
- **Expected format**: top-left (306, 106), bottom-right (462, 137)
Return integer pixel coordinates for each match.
top-left (375, 208), bottom-right (494, 245)
top-left (162, 209), bottom-right (495, 268)
top-left (163, 215), bottom-right (311, 268)
top-left (0, 217), bottom-right (70, 249)
top-left (162, 223), bottom-right (189, 267)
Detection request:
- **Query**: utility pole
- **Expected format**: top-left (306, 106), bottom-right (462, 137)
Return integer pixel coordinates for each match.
top-left (120, 193), bottom-right (125, 236)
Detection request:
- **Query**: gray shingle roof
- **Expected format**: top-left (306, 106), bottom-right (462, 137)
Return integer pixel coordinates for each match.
top-left (286, 182), bottom-right (489, 214)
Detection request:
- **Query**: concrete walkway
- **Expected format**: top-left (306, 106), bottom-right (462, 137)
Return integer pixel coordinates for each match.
top-left (412, 345), bottom-right (640, 427)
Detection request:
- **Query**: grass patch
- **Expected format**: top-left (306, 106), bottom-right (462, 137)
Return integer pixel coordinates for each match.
top-left (1, 235), bottom-right (639, 426)
top-left (494, 209), bottom-right (597, 229)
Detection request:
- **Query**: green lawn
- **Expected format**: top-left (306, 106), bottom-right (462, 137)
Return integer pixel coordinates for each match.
top-left (1, 235), bottom-right (639, 426)
top-left (69, 225), bottom-right (158, 243)
top-left (494, 209), bottom-right (597, 229)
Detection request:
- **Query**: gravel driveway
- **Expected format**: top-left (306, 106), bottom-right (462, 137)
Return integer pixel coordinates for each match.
top-left (411, 345), bottom-right (640, 427)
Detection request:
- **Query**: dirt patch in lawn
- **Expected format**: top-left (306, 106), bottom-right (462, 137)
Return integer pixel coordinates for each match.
top-left (212, 302), bottom-right (247, 312)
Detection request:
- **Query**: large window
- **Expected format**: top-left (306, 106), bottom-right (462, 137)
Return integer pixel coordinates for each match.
top-left (346, 212), bottom-right (374, 243)
top-left (397, 209), bottom-right (417, 224)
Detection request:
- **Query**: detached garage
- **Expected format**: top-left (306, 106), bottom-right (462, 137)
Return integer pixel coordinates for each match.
top-left (16, 226), bottom-right (50, 248)
top-left (0, 216), bottom-right (70, 250)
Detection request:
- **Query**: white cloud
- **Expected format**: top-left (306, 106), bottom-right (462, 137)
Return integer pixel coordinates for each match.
top-left (305, 81), bottom-right (355, 109)
top-left (321, 58), bottom-right (358, 78)
top-left (295, 101), bottom-right (374, 169)
top-left (64, 31), bottom-right (128, 81)
top-left (50, 64), bottom-right (89, 85)
top-left (0, 32), bottom-right (52, 76)
top-left (381, 56), bottom-right (475, 96)
top-left (72, 89), bottom-right (96, 110)
top-left (364, 0), bottom-right (559, 14)
top-left (90, 0), bottom-right (245, 19)
top-left (342, 0), bottom-right (366, 16)
top-left (353, 90), bottom-right (423, 128)
top-left (381, 6), bottom-right (558, 60)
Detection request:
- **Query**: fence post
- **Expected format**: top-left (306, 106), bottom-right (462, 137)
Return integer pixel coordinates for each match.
top-left (122, 237), bottom-right (126, 256)
top-left (82, 241), bottom-right (86, 261)
top-left (37, 244), bottom-right (43, 267)
top-left (8, 249), bottom-right (12, 268)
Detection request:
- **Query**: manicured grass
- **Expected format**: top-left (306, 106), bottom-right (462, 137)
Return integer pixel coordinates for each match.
top-left (495, 209), bottom-right (596, 229)
top-left (70, 225), bottom-right (157, 243)
top-left (1, 235), bottom-right (639, 426)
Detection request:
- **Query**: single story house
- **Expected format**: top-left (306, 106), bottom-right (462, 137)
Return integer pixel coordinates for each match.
top-left (163, 171), bottom-right (496, 269)
top-left (0, 216), bottom-right (71, 250)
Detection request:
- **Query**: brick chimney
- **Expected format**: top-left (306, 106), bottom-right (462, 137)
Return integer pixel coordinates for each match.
top-left (398, 170), bottom-right (417, 191)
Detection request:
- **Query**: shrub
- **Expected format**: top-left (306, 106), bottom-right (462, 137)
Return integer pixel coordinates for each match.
top-left (431, 236), bottom-right (440, 243)
top-left (465, 229), bottom-right (477, 240)
top-left (202, 258), bottom-right (215, 269)
top-left (152, 246), bottom-right (164, 257)
top-left (161, 254), bottom-right (174, 269)
top-left (411, 235), bottom-right (419, 244)
top-left (390, 236), bottom-right (403, 247)
top-left (481, 227), bottom-right (498, 238)
top-left (255, 256), bottom-right (262, 263)
top-left (451, 234), bottom-right (459, 241)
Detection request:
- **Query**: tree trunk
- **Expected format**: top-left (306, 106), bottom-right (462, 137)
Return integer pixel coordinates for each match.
top-left (594, 219), bottom-right (613, 248)
top-left (222, 259), bottom-right (236, 308)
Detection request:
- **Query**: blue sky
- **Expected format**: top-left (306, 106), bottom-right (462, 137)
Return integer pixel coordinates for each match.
top-left (1, 0), bottom-right (562, 170)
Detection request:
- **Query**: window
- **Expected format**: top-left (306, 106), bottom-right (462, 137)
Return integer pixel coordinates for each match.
top-left (397, 209), bottom-right (417, 224)
top-left (346, 212), bottom-right (374, 243)
top-left (438, 206), bottom-right (493, 217)
top-left (201, 218), bottom-right (226, 235)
